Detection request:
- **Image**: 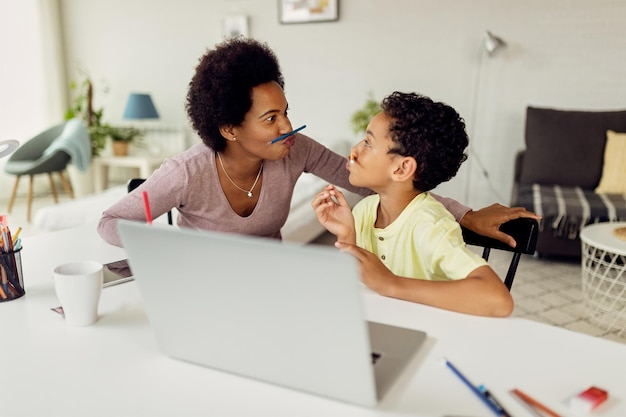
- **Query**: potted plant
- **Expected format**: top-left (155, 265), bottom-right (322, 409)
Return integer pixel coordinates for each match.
top-left (64, 75), bottom-right (111, 196)
top-left (107, 126), bottom-right (143, 156)
top-left (350, 91), bottom-right (381, 136)
top-left (65, 76), bottom-right (108, 158)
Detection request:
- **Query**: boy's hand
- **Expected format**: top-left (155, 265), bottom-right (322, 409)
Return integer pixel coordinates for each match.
top-left (335, 242), bottom-right (397, 295)
top-left (311, 185), bottom-right (356, 244)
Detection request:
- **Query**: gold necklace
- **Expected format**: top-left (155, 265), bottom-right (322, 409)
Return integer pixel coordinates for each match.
top-left (217, 152), bottom-right (263, 199)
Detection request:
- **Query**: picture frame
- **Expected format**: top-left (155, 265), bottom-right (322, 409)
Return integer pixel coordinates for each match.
top-left (221, 15), bottom-right (249, 38)
top-left (278, 0), bottom-right (339, 24)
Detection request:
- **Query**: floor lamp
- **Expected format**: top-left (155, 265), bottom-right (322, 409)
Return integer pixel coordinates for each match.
top-left (464, 31), bottom-right (507, 204)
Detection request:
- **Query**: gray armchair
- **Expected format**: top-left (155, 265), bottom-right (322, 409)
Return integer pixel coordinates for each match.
top-left (4, 120), bottom-right (90, 222)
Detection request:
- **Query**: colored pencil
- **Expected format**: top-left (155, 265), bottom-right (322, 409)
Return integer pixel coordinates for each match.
top-left (142, 191), bottom-right (153, 225)
top-left (510, 388), bottom-right (562, 417)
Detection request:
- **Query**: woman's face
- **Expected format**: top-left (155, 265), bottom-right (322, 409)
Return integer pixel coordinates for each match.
top-left (229, 81), bottom-right (295, 160)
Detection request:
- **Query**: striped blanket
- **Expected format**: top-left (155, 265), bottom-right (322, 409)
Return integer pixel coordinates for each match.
top-left (516, 184), bottom-right (626, 239)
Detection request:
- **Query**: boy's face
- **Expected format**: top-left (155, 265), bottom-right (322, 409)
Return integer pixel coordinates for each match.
top-left (348, 112), bottom-right (399, 189)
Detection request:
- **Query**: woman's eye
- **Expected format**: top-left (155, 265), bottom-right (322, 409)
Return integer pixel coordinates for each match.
top-left (267, 115), bottom-right (276, 122)
top-left (363, 139), bottom-right (371, 147)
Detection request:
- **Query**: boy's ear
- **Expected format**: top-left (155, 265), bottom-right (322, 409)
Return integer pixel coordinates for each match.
top-left (391, 157), bottom-right (418, 182)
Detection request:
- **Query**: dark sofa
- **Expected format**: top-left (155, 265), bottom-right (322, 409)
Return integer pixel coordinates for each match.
top-left (511, 106), bottom-right (626, 258)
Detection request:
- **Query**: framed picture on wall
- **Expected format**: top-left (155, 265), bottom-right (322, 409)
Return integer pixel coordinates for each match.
top-left (222, 15), bottom-right (249, 38)
top-left (279, 0), bottom-right (339, 24)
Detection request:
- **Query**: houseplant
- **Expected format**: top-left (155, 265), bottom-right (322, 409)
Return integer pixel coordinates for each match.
top-left (350, 92), bottom-right (381, 136)
top-left (64, 75), bottom-right (110, 196)
top-left (106, 126), bottom-right (143, 156)
top-left (65, 76), bottom-right (108, 158)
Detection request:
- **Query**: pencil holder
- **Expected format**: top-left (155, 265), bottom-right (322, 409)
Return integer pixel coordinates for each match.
top-left (0, 248), bottom-right (25, 302)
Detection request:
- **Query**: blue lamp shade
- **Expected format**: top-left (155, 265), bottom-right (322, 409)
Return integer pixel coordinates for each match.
top-left (123, 93), bottom-right (159, 119)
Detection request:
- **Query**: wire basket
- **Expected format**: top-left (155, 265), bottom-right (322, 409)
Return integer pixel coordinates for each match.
top-left (581, 241), bottom-right (626, 335)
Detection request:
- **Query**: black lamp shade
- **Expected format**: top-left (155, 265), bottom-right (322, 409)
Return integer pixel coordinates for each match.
top-left (123, 93), bottom-right (159, 119)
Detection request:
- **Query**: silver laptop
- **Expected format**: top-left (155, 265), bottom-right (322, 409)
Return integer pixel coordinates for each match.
top-left (118, 220), bottom-right (426, 407)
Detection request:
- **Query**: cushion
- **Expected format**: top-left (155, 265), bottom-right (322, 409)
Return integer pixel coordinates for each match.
top-left (520, 107), bottom-right (626, 188)
top-left (515, 184), bottom-right (626, 240)
top-left (595, 130), bottom-right (626, 194)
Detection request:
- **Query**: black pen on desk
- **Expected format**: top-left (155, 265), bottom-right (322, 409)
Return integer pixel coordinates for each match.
top-left (443, 358), bottom-right (508, 417)
top-left (478, 385), bottom-right (512, 417)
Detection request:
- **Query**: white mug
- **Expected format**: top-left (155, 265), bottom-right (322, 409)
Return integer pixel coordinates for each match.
top-left (53, 261), bottom-right (103, 326)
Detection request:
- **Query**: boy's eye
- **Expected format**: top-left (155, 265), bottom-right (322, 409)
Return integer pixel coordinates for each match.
top-left (267, 115), bottom-right (276, 122)
top-left (363, 139), bottom-right (371, 147)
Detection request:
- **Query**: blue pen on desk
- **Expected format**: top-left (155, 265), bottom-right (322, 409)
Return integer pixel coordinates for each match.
top-left (442, 358), bottom-right (508, 417)
top-left (269, 124), bottom-right (306, 144)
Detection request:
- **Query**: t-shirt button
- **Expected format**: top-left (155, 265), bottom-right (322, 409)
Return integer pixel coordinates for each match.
top-left (378, 236), bottom-right (384, 241)
top-left (381, 255), bottom-right (386, 260)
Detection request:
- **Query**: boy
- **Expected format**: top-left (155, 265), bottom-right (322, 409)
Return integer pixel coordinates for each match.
top-left (312, 92), bottom-right (513, 317)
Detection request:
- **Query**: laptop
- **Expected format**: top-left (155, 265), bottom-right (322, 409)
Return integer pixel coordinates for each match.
top-left (117, 220), bottom-right (426, 407)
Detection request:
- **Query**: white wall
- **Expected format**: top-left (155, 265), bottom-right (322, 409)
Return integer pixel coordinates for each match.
top-left (4, 0), bottom-right (626, 210)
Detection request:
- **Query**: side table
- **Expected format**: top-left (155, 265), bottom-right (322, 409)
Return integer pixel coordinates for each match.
top-left (580, 221), bottom-right (626, 335)
top-left (93, 155), bottom-right (165, 193)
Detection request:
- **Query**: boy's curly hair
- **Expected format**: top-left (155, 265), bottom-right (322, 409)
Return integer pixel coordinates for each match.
top-left (383, 92), bottom-right (468, 192)
top-left (186, 37), bottom-right (285, 152)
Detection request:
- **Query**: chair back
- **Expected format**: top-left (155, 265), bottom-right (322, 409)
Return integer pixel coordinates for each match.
top-left (127, 178), bottom-right (173, 225)
top-left (461, 218), bottom-right (539, 290)
top-left (7, 123), bottom-right (67, 162)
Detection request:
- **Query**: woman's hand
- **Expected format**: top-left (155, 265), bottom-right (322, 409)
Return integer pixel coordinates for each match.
top-left (311, 185), bottom-right (356, 244)
top-left (460, 203), bottom-right (541, 247)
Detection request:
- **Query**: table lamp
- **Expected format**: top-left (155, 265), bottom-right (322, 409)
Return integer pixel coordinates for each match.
top-left (123, 93), bottom-right (159, 120)
top-left (0, 140), bottom-right (19, 158)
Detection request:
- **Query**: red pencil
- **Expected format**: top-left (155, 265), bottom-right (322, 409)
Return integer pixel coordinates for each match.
top-left (142, 191), bottom-right (153, 225)
top-left (510, 388), bottom-right (562, 417)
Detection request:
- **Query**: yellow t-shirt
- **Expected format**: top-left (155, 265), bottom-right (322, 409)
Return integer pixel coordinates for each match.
top-left (353, 193), bottom-right (487, 281)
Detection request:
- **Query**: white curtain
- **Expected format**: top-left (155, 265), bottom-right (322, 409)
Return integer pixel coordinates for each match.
top-left (39, 0), bottom-right (68, 125)
top-left (0, 0), bottom-right (67, 197)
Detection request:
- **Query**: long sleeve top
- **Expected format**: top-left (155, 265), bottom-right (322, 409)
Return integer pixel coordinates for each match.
top-left (97, 134), bottom-right (470, 246)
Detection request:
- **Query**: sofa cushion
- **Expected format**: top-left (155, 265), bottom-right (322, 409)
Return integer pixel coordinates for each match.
top-left (595, 130), bottom-right (626, 194)
top-left (520, 107), bottom-right (626, 188)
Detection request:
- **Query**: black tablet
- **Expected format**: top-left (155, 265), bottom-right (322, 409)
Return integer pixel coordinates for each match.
top-left (103, 259), bottom-right (134, 287)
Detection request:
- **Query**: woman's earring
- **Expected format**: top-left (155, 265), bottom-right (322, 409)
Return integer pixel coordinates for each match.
top-left (231, 136), bottom-right (237, 142)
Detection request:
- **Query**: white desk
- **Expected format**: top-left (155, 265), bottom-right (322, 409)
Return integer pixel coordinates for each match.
top-left (93, 155), bottom-right (164, 193)
top-left (2, 226), bottom-right (625, 417)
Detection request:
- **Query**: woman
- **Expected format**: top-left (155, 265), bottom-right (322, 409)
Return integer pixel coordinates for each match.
top-left (98, 37), bottom-right (537, 247)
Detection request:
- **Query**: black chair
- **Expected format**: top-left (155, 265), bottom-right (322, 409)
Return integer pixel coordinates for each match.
top-left (127, 178), bottom-right (173, 225)
top-left (461, 217), bottom-right (539, 291)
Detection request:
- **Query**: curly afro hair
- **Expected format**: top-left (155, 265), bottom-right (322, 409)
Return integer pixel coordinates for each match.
top-left (383, 91), bottom-right (468, 192)
top-left (186, 38), bottom-right (285, 152)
